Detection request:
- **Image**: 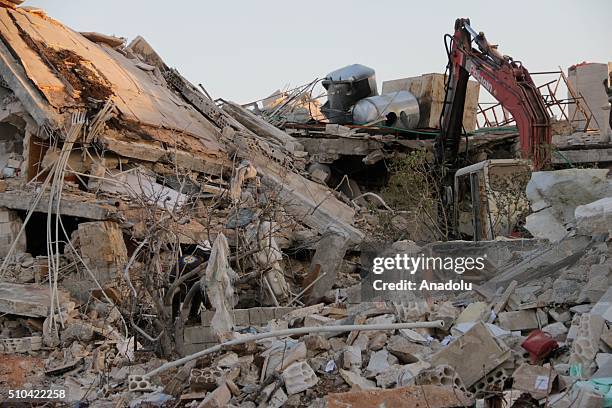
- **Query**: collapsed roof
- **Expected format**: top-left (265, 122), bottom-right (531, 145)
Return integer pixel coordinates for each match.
top-left (0, 6), bottom-right (227, 173)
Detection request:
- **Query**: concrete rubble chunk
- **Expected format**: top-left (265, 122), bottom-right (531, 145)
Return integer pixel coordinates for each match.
top-left (197, 383), bottom-right (231, 408)
top-left (454, 301), bottom-right (490, 324)
top-left (281, 361), bottom-right (318, 395)
top-left (365, 349), bottom-right (391, 378)
top-left (342, 345), bottom-right (362, 370)
top-left (512, 363), bottom-right (557, 399)
top-left (0, 282), bottom-right (69, 317)
top-left (431, 321), bottom-right (510, 388)
top-left (497, 310), bottom-right (540, 331)
top-left (569, 313), bottom-right (606, 376)
top-left (542, 322), bottom-right (569, 341)
top-left (267, 387), bottom-right (288, 408)
top-left (339, 368), bottom-right (377, 390)
top-left (415, 364), bottom-right (467, 392)
top-left (386, 335), bottom-right (428, 364)
top-left (308, 228), bottom-right (349, 301)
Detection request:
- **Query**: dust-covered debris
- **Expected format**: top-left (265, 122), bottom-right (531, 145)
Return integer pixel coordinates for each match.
top-left (0, 3), bottom-right (610, 408)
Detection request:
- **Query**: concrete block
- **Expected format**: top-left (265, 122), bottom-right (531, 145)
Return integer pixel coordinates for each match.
top-left (0, 336), bottom-right (42, 353)
top-left (431, 321), bottom-right (510, 388)
top-left (497, 310), bottom-right (540, 331)
top-left (248, 307), bottom-right (264, 326)
top-left (184, 326), bottom-right (218, 344)
top-left (471, 363), bottom-right (511, 399)
top-left (128, 375), bottom-right (155, 392)
top-left (232, 309), bottom-right (250, 326)
top-left (415, 364), bottom-right (468, 394)
top-left (189, 367), bottom-right (222, 392)
top-left (569, 313), bottom-right (606, 376)
top-left (281, 361), bottom-right (318, 395)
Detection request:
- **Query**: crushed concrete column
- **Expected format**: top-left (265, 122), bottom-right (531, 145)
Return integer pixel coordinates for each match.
top-left (0, 207), bottom-right (25, 257)
top-left (308, 227), bottom-right (349, 301)
top-left (77, 221), bottom-right (127, 284)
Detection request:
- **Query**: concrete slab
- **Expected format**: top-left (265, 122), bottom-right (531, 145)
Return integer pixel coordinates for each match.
top-left (0, 282), bottom-right (69, 317)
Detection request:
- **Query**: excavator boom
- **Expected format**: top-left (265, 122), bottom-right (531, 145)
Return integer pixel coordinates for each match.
top-left (435, 18), bottom-right (551, 171)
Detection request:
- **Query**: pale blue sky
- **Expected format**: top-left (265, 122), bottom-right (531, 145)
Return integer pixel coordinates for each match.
top-left (36, 0), bottom-right (611, 104)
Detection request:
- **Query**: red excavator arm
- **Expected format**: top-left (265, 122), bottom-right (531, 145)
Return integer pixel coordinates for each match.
top-left (435, 18), bottom-right (551, 171)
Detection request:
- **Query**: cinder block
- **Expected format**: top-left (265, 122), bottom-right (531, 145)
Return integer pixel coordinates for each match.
top-left (470, 364), bottom-right (510, 399)
top-left (416, 364), bottom-right (469, 395)
top-left (281, 361), bottom-right (318, 395)
top-left (248, 307), bottom-right (264, 325)
top-left (128, 375), bottom-right (155, 392)
top-left (190, 367), bottom-right (222, 392)
top-left (184, 326), bottom-right (217, 344)
top-left (260, 307), bottom-right (276, 324)
top-left (0, 336), bottom-right (42, 353)
top-left (233, 309), bottom-right (250, 326)
top-left (569, 313), bottom-right (605, 376)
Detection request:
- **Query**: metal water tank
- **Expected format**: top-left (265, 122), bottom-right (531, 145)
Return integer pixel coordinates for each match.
top-left (321, 64), bottom-right (377, 124)
top-left (352, 90), bottom-right (420, 129)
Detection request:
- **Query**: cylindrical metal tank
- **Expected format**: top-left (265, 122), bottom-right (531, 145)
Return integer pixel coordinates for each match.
top-left (321, 64), bottom-right (377, 124)
top-left (352, 90), bottom-right (420, 129)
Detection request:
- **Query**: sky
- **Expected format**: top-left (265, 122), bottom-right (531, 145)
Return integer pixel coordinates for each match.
top-left (35, 0), bottom-right (611, 105)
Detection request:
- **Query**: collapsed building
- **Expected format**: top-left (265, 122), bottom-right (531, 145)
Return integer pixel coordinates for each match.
top-left (0, 3), bottom-right (611, 408)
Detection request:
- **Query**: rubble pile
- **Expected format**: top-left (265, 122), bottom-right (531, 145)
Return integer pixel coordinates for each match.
top-left (0, 3), bottom-right (610, 408)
